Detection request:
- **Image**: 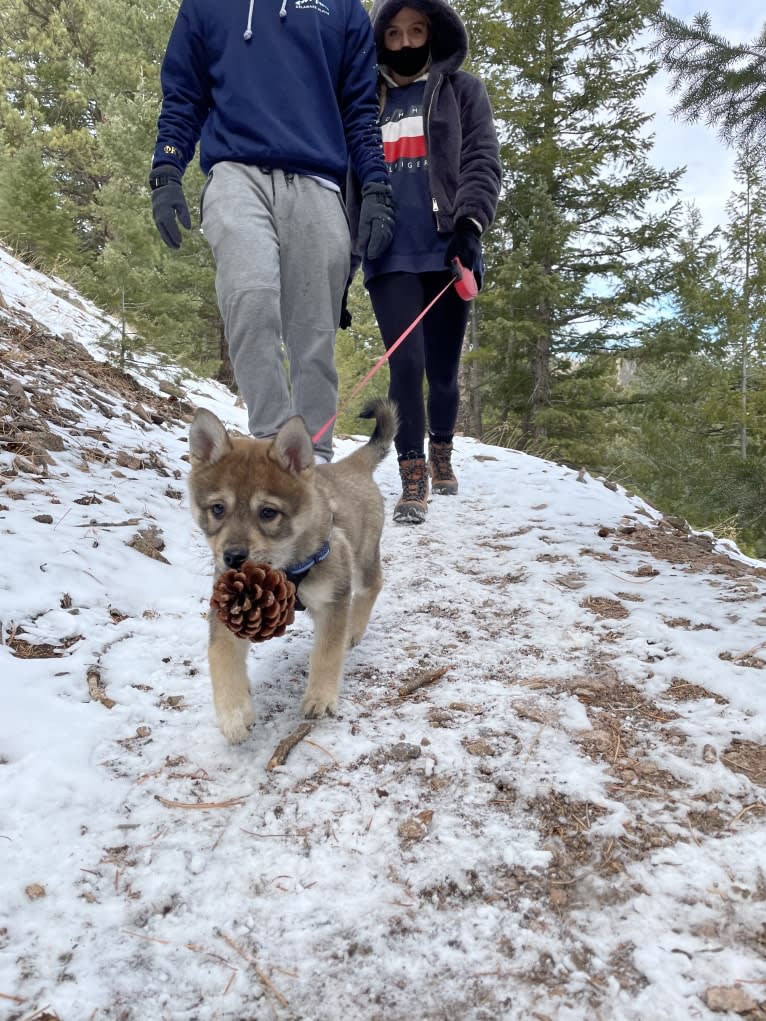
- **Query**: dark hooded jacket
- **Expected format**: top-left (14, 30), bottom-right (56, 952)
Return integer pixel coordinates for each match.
top-left (347, 0), bottom-right (501, 260)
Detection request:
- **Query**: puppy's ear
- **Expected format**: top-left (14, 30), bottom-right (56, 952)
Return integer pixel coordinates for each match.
top-left (189, 408), bottom-right (232, 465)
top-left (271, 416), bottom-right (314, 474)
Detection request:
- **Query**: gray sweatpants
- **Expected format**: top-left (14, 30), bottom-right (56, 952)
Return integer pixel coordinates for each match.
top-left (201, 162), bottom-right (350, 460)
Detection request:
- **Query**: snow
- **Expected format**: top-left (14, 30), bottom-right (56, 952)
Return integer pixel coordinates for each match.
top-left (1, 246), bottom-right (765, 1020)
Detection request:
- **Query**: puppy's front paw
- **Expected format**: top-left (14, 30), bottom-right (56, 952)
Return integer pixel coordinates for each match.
top-left (302, 689), bottom-right (338, 719)
top-left (217, 702), bottom-right (257, 745)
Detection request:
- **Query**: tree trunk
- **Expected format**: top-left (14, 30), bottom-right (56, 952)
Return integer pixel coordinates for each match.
top-left (522, 323), bottom-right (551, 446)
top-left (521, 22), bottom-right (555, 449)
top-left (740, 165), bottom-right (751, 460)
top-left (456, 303), bottom-right (483, 438)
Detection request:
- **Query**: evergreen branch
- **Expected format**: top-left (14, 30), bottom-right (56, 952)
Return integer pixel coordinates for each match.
top-left (652, 11), bottom-right (766, 149)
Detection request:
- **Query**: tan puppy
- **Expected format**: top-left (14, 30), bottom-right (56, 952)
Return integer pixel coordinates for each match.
top-left (188, 399), bottom-right (398, 744)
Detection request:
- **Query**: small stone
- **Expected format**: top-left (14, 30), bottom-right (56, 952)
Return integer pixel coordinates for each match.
top-left (636, 564), bottom-right (659, 577)
top-left (703, 986), bottom-right (757, 1013)
top-left (465, 738), bottom-right (495, 757)
top-left (388, 742), bottom-right (421, 762)
top-left (397, 810), bottom-right (433, 843)
top-left (116, 451), bottom-right (145, 471)
top-left (25, 884), bottom-right (46, 900)
top-left (549, 886), bottom-right (568, 907)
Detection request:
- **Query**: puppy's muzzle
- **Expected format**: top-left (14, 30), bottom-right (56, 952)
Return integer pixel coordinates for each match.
top-left (223, 546), bottom-right (249, 569)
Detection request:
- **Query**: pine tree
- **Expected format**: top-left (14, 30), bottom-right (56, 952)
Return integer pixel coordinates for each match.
top-left (721, 149), bottom-right (766, 461)
top-left (456, 0), bottom-right (683, 463)
top-left (83, 0), bottom-right (219, 372)
top-left (0, 142), bottom-right (78, 267)
top-left (0, 0), bottom-right (222, 373)
top-left (652, 12), bottom-right (766, 150)
top-left (0, 0), bottom-right (104, 254)
top-left (611, 182), bottom-right (766, 557)
top-left (334, 277), bottom-right (390, 436)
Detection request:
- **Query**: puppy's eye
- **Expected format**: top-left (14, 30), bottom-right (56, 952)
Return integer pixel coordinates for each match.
top-left (209, 503), bottom-right (226, 520)
top-left (259, 506), bottom-right (278, 522)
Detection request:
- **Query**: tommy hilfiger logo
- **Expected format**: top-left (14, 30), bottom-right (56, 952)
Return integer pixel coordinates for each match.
top-left (295, 0), bottom-right (330, 13)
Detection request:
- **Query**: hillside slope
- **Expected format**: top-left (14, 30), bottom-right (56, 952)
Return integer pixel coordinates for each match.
top-left (1, 248), bottom-right (765, 1021)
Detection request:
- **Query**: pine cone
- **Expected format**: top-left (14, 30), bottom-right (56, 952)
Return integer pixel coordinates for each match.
top-left (211, 562), bottom-right (296, 642)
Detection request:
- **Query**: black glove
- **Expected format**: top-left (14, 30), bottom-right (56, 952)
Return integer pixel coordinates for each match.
top-left (445, 217), bottom-right (482, 271)
top-left (358, 181), bottom-right (395, 260)
top-left (339, 282), bottom-right (352, 330)
top-left (149, 163), bottom-right (191, 249)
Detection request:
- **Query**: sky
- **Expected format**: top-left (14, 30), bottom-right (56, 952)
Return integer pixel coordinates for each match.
top-left (645, 1), bottom-right (765, 233)
top-left (1, 246), bottom-right (766, 1020)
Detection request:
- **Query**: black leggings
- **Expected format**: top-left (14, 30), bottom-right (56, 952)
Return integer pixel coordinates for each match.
top-left (367, 270), bottom-right (470, 457)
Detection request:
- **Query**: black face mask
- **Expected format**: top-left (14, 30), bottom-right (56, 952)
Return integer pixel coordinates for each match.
top-left (381, 42), bottom-right (430, 77)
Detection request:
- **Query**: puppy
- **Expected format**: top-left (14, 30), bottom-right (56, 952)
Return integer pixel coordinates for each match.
top-left (188, 398), bottom-right (398, 744)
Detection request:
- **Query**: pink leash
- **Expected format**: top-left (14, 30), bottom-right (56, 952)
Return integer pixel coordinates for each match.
top-left (312, 258), bottom-right (477, 445)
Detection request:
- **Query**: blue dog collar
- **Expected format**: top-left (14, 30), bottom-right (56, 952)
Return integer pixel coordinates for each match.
top-left (285, 540), bottom-right (331, 610)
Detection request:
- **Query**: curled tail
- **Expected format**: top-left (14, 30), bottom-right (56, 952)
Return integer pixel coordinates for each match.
top-left (357, 397), bottom-right (398, 467)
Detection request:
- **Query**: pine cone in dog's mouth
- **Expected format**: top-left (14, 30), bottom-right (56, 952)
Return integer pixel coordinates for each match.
top-left (211, 562), bottom-right (296, 642)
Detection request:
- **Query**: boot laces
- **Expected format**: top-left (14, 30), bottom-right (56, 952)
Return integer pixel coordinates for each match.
top-left (400, 459), bottom-right (427, 501)
top-left (430, 442), bottom-right (454, 482)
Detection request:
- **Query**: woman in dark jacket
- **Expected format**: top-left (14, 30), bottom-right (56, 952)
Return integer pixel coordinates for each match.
top-left (350, 0), bottom-right (501, 524)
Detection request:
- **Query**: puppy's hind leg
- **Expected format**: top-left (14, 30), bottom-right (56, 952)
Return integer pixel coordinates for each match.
top-left (208, 616), bottom-right (256, 744)
top-left (349, 557), bottom-right (383, 648)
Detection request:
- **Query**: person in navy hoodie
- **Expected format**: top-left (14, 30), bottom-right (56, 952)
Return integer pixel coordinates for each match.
top-left (149, 0), bottom-right (394, 463)
top-left (348, 0), bottom-right (501, 522)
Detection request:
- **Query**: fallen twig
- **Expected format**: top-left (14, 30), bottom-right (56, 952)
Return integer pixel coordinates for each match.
top-left (124, 930), bottom-right (238, 994)
top-left (18, 1007), bottom-right (57, 1021)
top-left (75, 518), bottom-right (141, 528)
top-left (241, 826), bottom-right (313, 839)
top-left (729, 802), bottom-right (766, 827)
top-left (87, 666), bottom-right (115, 709)
top-left (303, 738), bottom-right (337, 764)
top-left (218, 931), bottom-right (289, 1009)
top-left (398, 664), bottom-right (451, 696)
top-left (267, 722), bottom-right (313, 770)
top-left (524, 723), bottom-right (545, 764)
top-left (121, 929), bottom-right (171, 945)
top-left (154, 794), bottom-right (248, 810)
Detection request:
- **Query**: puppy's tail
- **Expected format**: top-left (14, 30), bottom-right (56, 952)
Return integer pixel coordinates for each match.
top-left (357, 397), bottom-right (398, 469)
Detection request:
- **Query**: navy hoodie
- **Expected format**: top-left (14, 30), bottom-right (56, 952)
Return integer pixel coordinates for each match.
top-left (152, 0), bottom-right (387, 188)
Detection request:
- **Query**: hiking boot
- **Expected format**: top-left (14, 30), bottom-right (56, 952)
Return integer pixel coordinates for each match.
top-left (394, 456), bottom-right (428, 524)
top-left (428, 439), bottom-right (458, 495)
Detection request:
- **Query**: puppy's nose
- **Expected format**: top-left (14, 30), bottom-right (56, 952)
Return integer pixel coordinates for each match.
top-left (223, 546), bottom-right (249, 569)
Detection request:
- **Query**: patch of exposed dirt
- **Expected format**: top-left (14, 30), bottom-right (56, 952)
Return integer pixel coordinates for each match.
top-left (722, 740), bottom-right (766, 787)
top-left (1, 312), bottom-right (192, 489)
top-left (664, 677), bottom-right (728, 705)
top-left (580, 596), bottom-right (629, 619)
top-left (617, 518), bottom-right (766, 580)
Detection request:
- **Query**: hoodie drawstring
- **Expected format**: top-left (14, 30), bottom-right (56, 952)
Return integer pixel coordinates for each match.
top-left (244, 0), bottom-right (254, 39)
top-left (245, 0), bottom-right (287, 37)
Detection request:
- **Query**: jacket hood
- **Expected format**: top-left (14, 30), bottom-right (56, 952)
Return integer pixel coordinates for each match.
top-left (370, 0), bottom-right (468, 73)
